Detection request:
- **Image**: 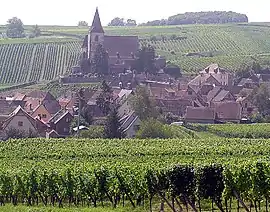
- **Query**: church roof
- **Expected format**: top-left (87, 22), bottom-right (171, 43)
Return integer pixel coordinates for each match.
top-left (90, 8), bottom-right (104, 33)
top-left (104, 35), bottom-right (139, 57)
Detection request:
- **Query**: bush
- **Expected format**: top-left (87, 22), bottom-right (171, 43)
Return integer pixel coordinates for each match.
top-left (80, 126), bottom-right (105, 139)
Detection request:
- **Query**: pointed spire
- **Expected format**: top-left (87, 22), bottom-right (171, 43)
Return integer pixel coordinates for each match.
top-left (90, 7), bottom-right (104, 33)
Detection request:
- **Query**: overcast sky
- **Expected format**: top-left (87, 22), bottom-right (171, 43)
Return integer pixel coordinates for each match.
top-left (0, 0), bottom-right (269, 25)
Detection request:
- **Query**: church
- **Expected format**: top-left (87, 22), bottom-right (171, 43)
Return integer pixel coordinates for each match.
top-left (81, 8), bottom-right (139, 74)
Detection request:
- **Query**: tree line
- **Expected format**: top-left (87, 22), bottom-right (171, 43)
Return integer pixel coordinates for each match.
top-left (141, 11), bottom-right (248, 26)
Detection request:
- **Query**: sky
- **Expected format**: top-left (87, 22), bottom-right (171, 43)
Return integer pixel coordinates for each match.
top-left (0, 0), bottom-right (270, 25)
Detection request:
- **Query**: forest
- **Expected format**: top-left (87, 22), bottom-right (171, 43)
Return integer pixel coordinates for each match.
top-left (141, 11), bottom-right (248, 26)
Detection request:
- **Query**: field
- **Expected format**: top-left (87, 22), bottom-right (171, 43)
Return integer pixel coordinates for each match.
top-left (1, 23), bottom-right (270, 84)
top-left (1, 134), bottom-right (270, 211)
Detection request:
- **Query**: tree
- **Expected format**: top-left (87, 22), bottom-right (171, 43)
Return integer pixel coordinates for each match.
top-left (32, 25), bottom-right (41, 37)
top-left (251, 84), bottom-right (270, 116)
top-left (133, 45), bottom-right (157, 74)
top-left (129, 86), bottom-right (157, 120)
top-left (96, 81), bottom-right (114, 115)
top-left (126, 19), bottom-right (137, 26)
top-left (108, 17), bottom-right (125, 26)
top-left (164, 64), bottom-right (182, 79)
top-left (92, 44), bottom-right (109, 76)
top-left (136, 118), bottom-right (170, 139)
top-left (80, 126), bottom-right (105, 138)
top-left (104, 107), bottom-right (125, 139)
top-left (81, 105), bottom-right (93, 125)
top-left (78, 21), bottom-right (88, 26)
top-left (6, 17), bottom-right (25, 38)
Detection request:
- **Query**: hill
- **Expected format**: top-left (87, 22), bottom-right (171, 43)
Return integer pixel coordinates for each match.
top-left (141, 11), bottom-right (248, 26)
top-left (1, 23), bottom-right (270, 84)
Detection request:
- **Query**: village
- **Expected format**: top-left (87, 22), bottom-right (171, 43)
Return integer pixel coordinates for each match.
top-left (0, 8), bottom-right (268, 140)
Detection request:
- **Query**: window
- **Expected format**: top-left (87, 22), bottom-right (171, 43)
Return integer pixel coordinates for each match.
top-left (94, 35), bottom-right (99, 42)
top-left (63, 128), bottom-right (69, 133)
top-left (66, 117), bottom-right (70, 123)
top-left (42, 114), bottom-right (47, 118)
top-left (18, 121), bottom-right (23, 127)
top-left (244, 103), bottom-right (248, 108)
top-left (188, 91), bottom-right (192, 95)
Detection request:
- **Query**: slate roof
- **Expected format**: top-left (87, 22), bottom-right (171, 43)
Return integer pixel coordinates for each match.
top-left (212, 90), bottom-right (231, 102)
top-left (185, 106), bottom-right (215, 121)
top-left (206, 86), bottom-right (222, 102)
top-left (48, 110), bottom-right (72, 124)
top-left (90, 8), bottom-right (104, 33)
top-left (104, 35), bottom-right (139, 57)
top-left (0, 99), bottom-right (23, 115)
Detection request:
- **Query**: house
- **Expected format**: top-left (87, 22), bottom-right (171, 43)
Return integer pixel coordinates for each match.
top-left (31, 104), bottom-right (52, 122)
top-left (2, 106), bottom-right (39, 135)
top-left (185, 106), bottom-right (216, 124)
top-left (120, 111), bottom-right (140, 138)
top-left (189, 64), bottom-right (234, 87)
top-left (24, 91), bottom-right (61, 115)
top-left (48, 110), bottom-right (74, 137)
top-left (213, 102), bottom-right (242, 123)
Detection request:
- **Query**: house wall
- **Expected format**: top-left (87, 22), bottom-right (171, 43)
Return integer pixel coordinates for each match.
top-left (5, 115), bottom-right (37, 133)
top-left (54, 113), bottom-right (73, 137)
top-left (125, 118), bottom-right (141, 138)
top-left (32, 105), bottom-right (52, 122)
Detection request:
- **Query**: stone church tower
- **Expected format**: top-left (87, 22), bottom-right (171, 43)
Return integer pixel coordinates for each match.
top-left (88, 8), bottom-right (105, 60)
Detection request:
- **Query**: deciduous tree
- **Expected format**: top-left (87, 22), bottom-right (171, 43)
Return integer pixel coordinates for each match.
top-left (6, 17), bottom-right (24, 38)
top-left (129, 86), bottom-right (157, 120)
top-left (96, 81), bottom-right (113, 115)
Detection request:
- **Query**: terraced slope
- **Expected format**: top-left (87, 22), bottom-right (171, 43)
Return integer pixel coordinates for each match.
top-left (1, 23), bottom-right (270, 83)
top-left (0, 42), bottom-right (80, 84)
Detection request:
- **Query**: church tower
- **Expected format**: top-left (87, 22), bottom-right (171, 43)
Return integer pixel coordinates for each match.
top-left (88, 7), bottom-right (105, 60)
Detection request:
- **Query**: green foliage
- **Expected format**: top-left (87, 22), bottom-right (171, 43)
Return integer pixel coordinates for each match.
top-left (80, 125), bottom-right (105, 139)
top-left (0, 42), bottom-right (80, 84)
top-left (164, 63), bottom-right (181, 79)
top-left (251, 84), bottom-right (270, 116)
top-left (78, 21), bottom-right (88, 27)
top-left (6, 17), bottom-right (24, 38)
top-left (133, 44), bottom-right (157, 74)
top-left (142, 11), bottom-right (248, 26)
top-left (31, 25), bottom-right (41, 37)
top-left (193, 123), bottom-right (270, 138)
top-left (104, 107), bottom-right (125, 139)
top-left (92, 44), bottom-right (109, 76)
top-left (129, 86), bottom-right (157, 120)
top-left (108, 18), bottom-right (136, 26)
top-left (4, 127), bottom-right (39, 140)
top-left (136, 119), bottom-right (191, 139)
top-left (96, 81), bottom-right (113, 116)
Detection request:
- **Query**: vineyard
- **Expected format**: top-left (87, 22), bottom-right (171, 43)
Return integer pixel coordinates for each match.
top-left (0, 42), bottom-right (80, 84)
top-left (189, 123), bottom-right (270, 139)
top-left (1, 23), bottom-right (270, 83)
top-left (0, 137), bottom-right (270, 211)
